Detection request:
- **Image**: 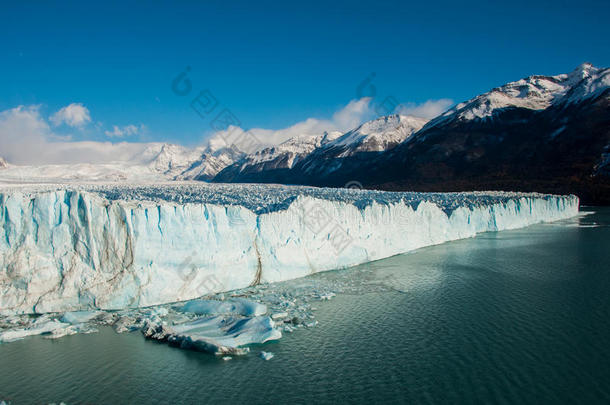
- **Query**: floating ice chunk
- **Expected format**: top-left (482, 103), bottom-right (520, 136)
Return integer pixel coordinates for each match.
top-left (259, 351), bottom-right (274, 360)
top-left (142, 315), bottom-right (281, 355)
top-left (60, 311), bottom-right (102, 324)
top-left (0, 317), bottom-right (69, 343)
top-left (46, 323), bottom-right (99, 339)
top-left (271, 312), bottom-right (288, 320)
top-left (180, 299), bottom-right (267, 317)
top-left (223, 356), bottom-right (233, 361)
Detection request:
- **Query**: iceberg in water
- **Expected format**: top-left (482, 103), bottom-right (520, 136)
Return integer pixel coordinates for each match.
top-left (142, 314), bottom-right (281, 355)
top-left (0, 312), bottom-right (101, 343)
top-left (0, 182), bottom-right (579, 315)
top-left (0, 316), bottom-right (70, 343)
top-left (259, 351), bottom-right (274, 360)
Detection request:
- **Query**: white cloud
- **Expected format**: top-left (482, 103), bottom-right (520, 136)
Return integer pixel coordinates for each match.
top-left (105, 124), bottom-right (143, 138)
top-left (0, 105), bottom-right (52, 164)
top-left (50, 103), bottom-right (91, 127)
top-left (0, 96), bottom-right (453, 165)
top-left (0, 105), bottom-right (151, 165)
top-left (396, 99), bottom-right (454, 119)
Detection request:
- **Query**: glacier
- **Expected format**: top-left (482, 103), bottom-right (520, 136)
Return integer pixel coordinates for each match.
top-left (0, 182), bottom-right (579, 315)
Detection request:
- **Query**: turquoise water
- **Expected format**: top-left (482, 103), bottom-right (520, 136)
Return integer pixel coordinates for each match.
top-left (1, 208), bottom-right (609, 404)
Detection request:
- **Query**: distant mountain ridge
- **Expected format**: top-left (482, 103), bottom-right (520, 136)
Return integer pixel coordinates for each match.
top-left (268, 63), bottom-right (609, 204)
top-left (209, 64), bottom-right (610, 204)
top-left (1, 64), bottom-right (608, 203)
top-left (213, 114), bottom-right (427, 183)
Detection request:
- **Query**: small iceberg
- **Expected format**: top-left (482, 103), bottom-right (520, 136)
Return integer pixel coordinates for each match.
top-left (142, 315), bottom-right (281, 355)
top-left (259, 351), bottom-right (274, 361)
top-left (46, 323), bottom-right (99, 339)
top-left (271, 312), bottom-right (288, 320)
top-left (0, 316), bottom-right (70, 343)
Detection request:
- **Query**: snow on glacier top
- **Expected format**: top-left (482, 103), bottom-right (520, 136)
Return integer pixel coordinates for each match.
top-left (0, 181), bottom-right (575, 215)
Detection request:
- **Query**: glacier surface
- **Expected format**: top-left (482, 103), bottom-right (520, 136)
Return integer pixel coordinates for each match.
top-left (0, 182), bottom-right (579, 315)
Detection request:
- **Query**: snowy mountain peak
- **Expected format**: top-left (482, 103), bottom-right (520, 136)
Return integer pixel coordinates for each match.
top-left (427, 64), bottom-right (610, 128)
top-left (233, 131), bottom-right (343, 171)
top-left (0, 157), bottom-right (7, 168)
top-left (181, 144), bottom-right (246, 181)
top-left (211, 115), bottom-right (429, 181)
top-left (146, 143), bottom-right (205, 175)
top-left (357, 114), bottom-right (424, 134)
top-left (568, 62), bottom-right (597, 81)
top-left (330, 114), bottom-right (428, 153)
top-left (561, 64), bottom-right (610, 104)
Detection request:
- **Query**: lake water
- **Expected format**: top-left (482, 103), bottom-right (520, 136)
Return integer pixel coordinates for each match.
top-left (1, 208), bottom-right (609, 404)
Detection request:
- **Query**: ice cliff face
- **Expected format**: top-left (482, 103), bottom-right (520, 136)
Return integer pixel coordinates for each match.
top-left (0, 183), bottom-right (579, 315)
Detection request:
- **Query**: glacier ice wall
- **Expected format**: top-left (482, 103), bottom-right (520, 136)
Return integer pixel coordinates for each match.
top-left (0, 184), bottom-right (579, 314)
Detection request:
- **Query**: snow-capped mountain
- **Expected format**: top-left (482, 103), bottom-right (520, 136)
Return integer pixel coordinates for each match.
top-left (210, 64), bottom-right (609, 204)
top-left (426, 63), bottom-right (609, 127)
top-left (139, 141), bottom-right (243, 181)
top-left (145, 143), bottom-right (207, 177)
top-left (0, 142), bottom-right (245, 183)
top-left (183, 144), bottom-right (245, 181)
top-left (295, 114), bottom-right (427, 175)
top-left (214, 115), bottom-right (426, 182)
top-left (244, 131), bottom-right (343, 169)
top-left (2, 64), bottom-right (608, 202)
top-left (0, 157), bottom-right (7, 169)
top-left (212, 131), bottom-right (342, 182)
top-left (315, 64), bottom-right (610, 204)
top-left (324, 114), bottom-right (428, 154)
top-left (141, 142), bottom-right (247, 181)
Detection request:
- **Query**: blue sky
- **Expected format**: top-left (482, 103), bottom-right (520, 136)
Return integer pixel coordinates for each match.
top-left (1, 0), bottom-right (609, 151)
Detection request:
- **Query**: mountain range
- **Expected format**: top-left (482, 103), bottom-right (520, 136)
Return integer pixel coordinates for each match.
top-left (213, 63), bottom-right (610, 204)
top-left (1, 64), bottom-right (608, 203)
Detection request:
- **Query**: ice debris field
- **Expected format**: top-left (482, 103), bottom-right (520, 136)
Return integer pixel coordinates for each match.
top-left (0, 182), bottom-right (579, 356)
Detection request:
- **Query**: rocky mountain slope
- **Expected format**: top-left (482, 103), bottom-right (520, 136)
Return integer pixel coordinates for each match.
top-left (214, 115), bottom-right (427, 183)
top-left (2, 64), bottom-right (607, 203)
top-left (212, 64), bottom-right (610, 204)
